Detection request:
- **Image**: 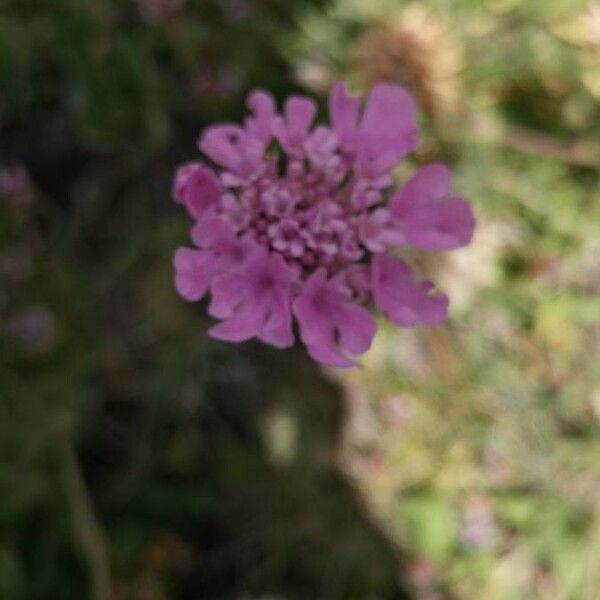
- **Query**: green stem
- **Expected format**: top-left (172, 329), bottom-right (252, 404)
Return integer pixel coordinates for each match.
top-left (59, 439), bottom-right (111, 600)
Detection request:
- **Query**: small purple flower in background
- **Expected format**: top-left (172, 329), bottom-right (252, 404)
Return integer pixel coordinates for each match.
top-left (190, 67), bottom-right (243, 106)
top-left (0, 164), bottom-right (35, 212)
top-left (172, 82), bottom-right (475, 367)
top-left (136, 0), bottom-right (186, 24)
top-left (457, 495), bottom-right (500, 551)
top-left (5, 307), bottom-right (56, 353)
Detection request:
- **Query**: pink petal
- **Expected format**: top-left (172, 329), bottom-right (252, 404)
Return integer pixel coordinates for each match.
top-left (336, 303), bottom-right (376, 354)
top-left (388, 163), bottom-right (475, 250)
top-left (357, 208), bottom-right (404, 252)
top-left (173, 248), bottom-right (214, 302)
top-left (221, 194), bottom-right (251, 231)
top-left (328, 82), bottom-right (360, 145)
top-left (172, 162), bottom-right (199, 204)
top-left (258, 291), bottom-right (294, 348)
top-left (333, 265), bottom-right (371, 301)
top-left (190, 216), bottom-right (236, 249)
top-left (274, 96), bottom-right (317, 153)
top-left (359, 83), bottom-right (419, 159)
top-left (284, 97), bottom-right (316, 138)
top-left (198, 125), bottom-right (244, 171)
top-left (245, 89), bottom-right (276, 142)
top-left (208, 249), bottom-right (296, 349)
top-left (389, 163), bottom-right (451, 218)
top-left (293, 269), bottom-right (376, 368)
top-left (208, 272), bottom-right (248, 318)
top-left (371, 253), bottom-right (448, 327)
top-left (305, 340), bottom-right (355, 369)
top-left (293, 286), bottom-right (355, 368)
top-left (402, 196), bottom-right (475, 250)
top-left (208, 303), bottom-right (263, 342)
top-left (304, 126), bottom-right (338, 165)
top-left (173, 164), bottom-right (221, 219)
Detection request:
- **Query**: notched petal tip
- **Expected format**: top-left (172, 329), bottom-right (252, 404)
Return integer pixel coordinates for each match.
top-left (328, 81), bottom-right (360, 141)
top-left (293, 269), bottom-right (376, 369)
top-left (372, 253), bottom-right (449, 328)
top-left (390, 162), bottom-right (475, 251)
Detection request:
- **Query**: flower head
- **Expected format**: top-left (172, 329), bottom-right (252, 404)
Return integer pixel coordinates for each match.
top-left (172, 82), bottom-right (474, 367)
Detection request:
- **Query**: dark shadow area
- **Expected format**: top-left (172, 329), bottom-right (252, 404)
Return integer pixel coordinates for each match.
top-left (79, 343), bottom-right (414, 599)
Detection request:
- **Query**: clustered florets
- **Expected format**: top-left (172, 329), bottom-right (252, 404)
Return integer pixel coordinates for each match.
top-left (172, 82), bottom-right (474, 367)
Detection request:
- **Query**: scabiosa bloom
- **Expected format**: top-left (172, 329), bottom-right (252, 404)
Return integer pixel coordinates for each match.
top-left (172, 82), bottom-right (474, 367)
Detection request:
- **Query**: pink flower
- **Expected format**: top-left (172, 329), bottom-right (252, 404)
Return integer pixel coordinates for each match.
top-left (172, 82), bottom-right (475, 367)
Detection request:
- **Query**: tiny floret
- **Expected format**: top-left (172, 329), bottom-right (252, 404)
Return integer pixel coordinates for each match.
top-left (172, 82), bottom-right (474, 367)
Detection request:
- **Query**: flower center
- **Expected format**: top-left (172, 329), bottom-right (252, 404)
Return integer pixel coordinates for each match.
top-left (256, 178), bottom-right (357, 269)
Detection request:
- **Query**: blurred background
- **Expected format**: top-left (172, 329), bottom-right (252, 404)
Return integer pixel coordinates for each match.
top-left (1, 0), bottom-right (600, 599)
